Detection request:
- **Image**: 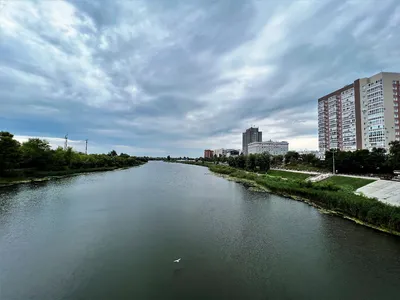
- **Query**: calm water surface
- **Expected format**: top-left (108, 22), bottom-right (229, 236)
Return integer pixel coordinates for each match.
top-left (1, 162), bottom-right (400, 300)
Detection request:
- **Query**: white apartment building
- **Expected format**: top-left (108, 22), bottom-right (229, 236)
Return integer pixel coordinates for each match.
top-left (318, 72), bottom-right (400, 152)
top-left (361, 73), bottom-right (400, 149)
top-left (214, 148), bottom-right (240, 157)
top-left (248, 141), bottom-right (289, 156)
top-left (213, 148), bottom-right (225, 157)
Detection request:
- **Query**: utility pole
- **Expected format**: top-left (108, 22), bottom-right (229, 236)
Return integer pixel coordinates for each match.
top-left (64, 134), bottom-right (68, 150)
top-left (85, 139), bottom-right (88, 155)
top-left (332, 149), bottom-right (335, 174)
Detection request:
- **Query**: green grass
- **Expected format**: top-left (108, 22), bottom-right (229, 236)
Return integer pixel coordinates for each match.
top-left (267, 169), bottom-right (311, 181)
top-left (322, 176), bottom-right (376, 191)
top-left (282, 164), bottom-right (326, 172)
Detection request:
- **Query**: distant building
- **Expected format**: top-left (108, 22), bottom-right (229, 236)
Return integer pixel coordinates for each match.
top-left (298, 150), bottom-right (325, 160)
top-left (204, 149), bottom-right (214, 159)
top-left (213, 148), bottom-right (240, 157)
top-left (242, 127), bottom-right (262, 155)
top-left (248, 140), bottom-right (289, 156)
top-left (226, 149), bottom-right (240, 157)
top-left (318, 71), bottom-right (400, 152)
top-left (213, 148), bottom-right (225, 157)
top-left (297, 150), bottom-right (320, 155)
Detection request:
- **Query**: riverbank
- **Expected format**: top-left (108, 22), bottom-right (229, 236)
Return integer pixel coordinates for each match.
top-left (0, 164), bottom-right (146, 188)
top-left (205, 165), bottom-right (400, 236)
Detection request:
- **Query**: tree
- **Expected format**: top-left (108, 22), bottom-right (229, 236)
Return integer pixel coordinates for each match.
top-left (246, 154), bottom-right (256, 170)
top-left (256, 152), bottom-right (271, 172)
top-left (119, 153), bottom-right (130, 158)
top-left (108, 150), bottom-right (118, 157)
top-left (388, 141), bottom-right (400, 170)
top-left (167, 155), bottom-right (171, 161)
top-left (228, 156), bottom-right (236, 167)
top-left (271, 155), bottom-right (283, 167)
top-left (300, 153), bottom-right (318, 165)
top-left (0, 131), bottom-right (21, 175)
top-left (284, 151), bottom-right (300, 164)
top-left (368, 148), bottom-right (388, 173)
top-left (237, 154), bottom-right (246, 169)
top-left (20, 138), bottom-right (51, 169)
top-left (51, 147), bottom-right (66, 169)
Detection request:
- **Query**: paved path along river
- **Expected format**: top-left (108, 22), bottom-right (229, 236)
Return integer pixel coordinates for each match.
top-left (1, 162), bottom-right (400, 299)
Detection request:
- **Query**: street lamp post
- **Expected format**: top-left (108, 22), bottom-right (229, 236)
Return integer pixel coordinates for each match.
top-left (332, 149), bottom-right (335, 174)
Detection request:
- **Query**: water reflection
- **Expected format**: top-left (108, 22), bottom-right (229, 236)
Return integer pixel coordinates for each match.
top-left (1, 162), bottom-right (400, 300)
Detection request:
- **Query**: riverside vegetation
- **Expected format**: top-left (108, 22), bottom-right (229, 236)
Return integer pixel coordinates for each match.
top-left (182, 141), bottom-right (400, 177)
top-left (180, 157), bottom-right (400, 235)
top-left (0, 131), bottom-right (147, 185)
top-left (210, 165), bottom-right (400, 235)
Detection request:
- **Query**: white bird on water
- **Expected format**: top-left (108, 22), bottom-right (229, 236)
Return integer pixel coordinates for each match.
top-left (173, 258), bottom-right (181, 263)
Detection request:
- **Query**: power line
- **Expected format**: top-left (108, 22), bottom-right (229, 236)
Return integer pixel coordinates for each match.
top-left (64, 134), bottom-right (68, 150)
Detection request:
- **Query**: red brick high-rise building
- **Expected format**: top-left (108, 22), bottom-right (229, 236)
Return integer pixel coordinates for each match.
top-left (204, 149), bottom-right (214, 159)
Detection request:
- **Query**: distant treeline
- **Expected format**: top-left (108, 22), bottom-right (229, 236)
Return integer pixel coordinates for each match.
top-left (0, 131), bottom-right (148, 178)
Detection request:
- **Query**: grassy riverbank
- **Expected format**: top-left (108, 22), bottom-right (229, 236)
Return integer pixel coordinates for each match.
top-left (208, 165), bottom-right (400, 235)
top-left (267, 169), bottom-right (312, 181)
top-left (321, 176), bottom-right (375, 191)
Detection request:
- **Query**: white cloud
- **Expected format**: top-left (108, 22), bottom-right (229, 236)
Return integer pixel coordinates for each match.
top-left (15, 135), bottom-right (86, 152)
top-left (2, 0), bottom-right (400, 157)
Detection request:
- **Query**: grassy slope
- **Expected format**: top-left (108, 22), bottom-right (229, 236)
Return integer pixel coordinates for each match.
top-left (322, 176), bottom-right (375, 191)
top-left (267, 169), bottom-right (311, 181)
top-left (208, 165), bottom-right (400, 235)
top-left (279, 164), bottom-right (326, 172)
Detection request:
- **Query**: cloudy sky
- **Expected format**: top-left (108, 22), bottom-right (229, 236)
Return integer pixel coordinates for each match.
top-left (1, 0), bottom-right (400, 157)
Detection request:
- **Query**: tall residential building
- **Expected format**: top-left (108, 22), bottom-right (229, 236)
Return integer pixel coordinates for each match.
top-left (204, 149), bottom-right (214, 159)
top-left (248, 141), bottom-right (289, 156)
top-left (318, 72), bottom-right (400, 153)
top-left (360, 73), bottom-right (400, 149)
top-left (242, 127), bottom-right (262, 155)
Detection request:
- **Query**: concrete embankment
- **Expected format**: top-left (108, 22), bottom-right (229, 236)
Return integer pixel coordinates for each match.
top-left (357, 180), bottom-right (400, 206)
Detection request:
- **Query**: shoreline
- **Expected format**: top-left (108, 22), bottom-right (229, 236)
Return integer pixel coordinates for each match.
top-left (208, 168), bottom-right (400, 237)
top-left (0, 164), bottom-right (146, 188)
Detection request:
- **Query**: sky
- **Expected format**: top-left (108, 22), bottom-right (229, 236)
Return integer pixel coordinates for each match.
top-left (1, 0), bottom-right (400, 157)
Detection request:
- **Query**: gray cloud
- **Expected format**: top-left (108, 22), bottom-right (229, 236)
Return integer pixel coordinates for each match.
top-left (1, 0), bottom-right (400, 156)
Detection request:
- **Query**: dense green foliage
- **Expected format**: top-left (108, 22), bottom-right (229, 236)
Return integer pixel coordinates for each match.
top-left (387, 141), bottom-right (400, 170)
top-left (209, 165), bottom-right (400, 233)
top-left (228, 153), bottom-right (270, 172)
top-left (267, 169), bottom-right (311, 181)
top-left (277, 143), bottom-right (400, 176)
top-left (0, 132), bottom-right (21, 176)
top-left (0, 132), bottom-right (147, 179)
top-left (325, 147), bottom-right (393, 174)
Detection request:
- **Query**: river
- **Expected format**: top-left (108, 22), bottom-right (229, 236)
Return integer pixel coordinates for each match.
top-left (1, 162), bottom-right (400, 300)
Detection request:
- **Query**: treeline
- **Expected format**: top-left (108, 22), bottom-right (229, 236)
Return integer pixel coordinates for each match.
top-left (325, 144), bottom-right (400, 174)
top-left (0, 131), bottom-right (147, 177)
top-left (265, 142), bottom-right (400, 175)
top-left (227, 153), bottom-right (271, 172)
